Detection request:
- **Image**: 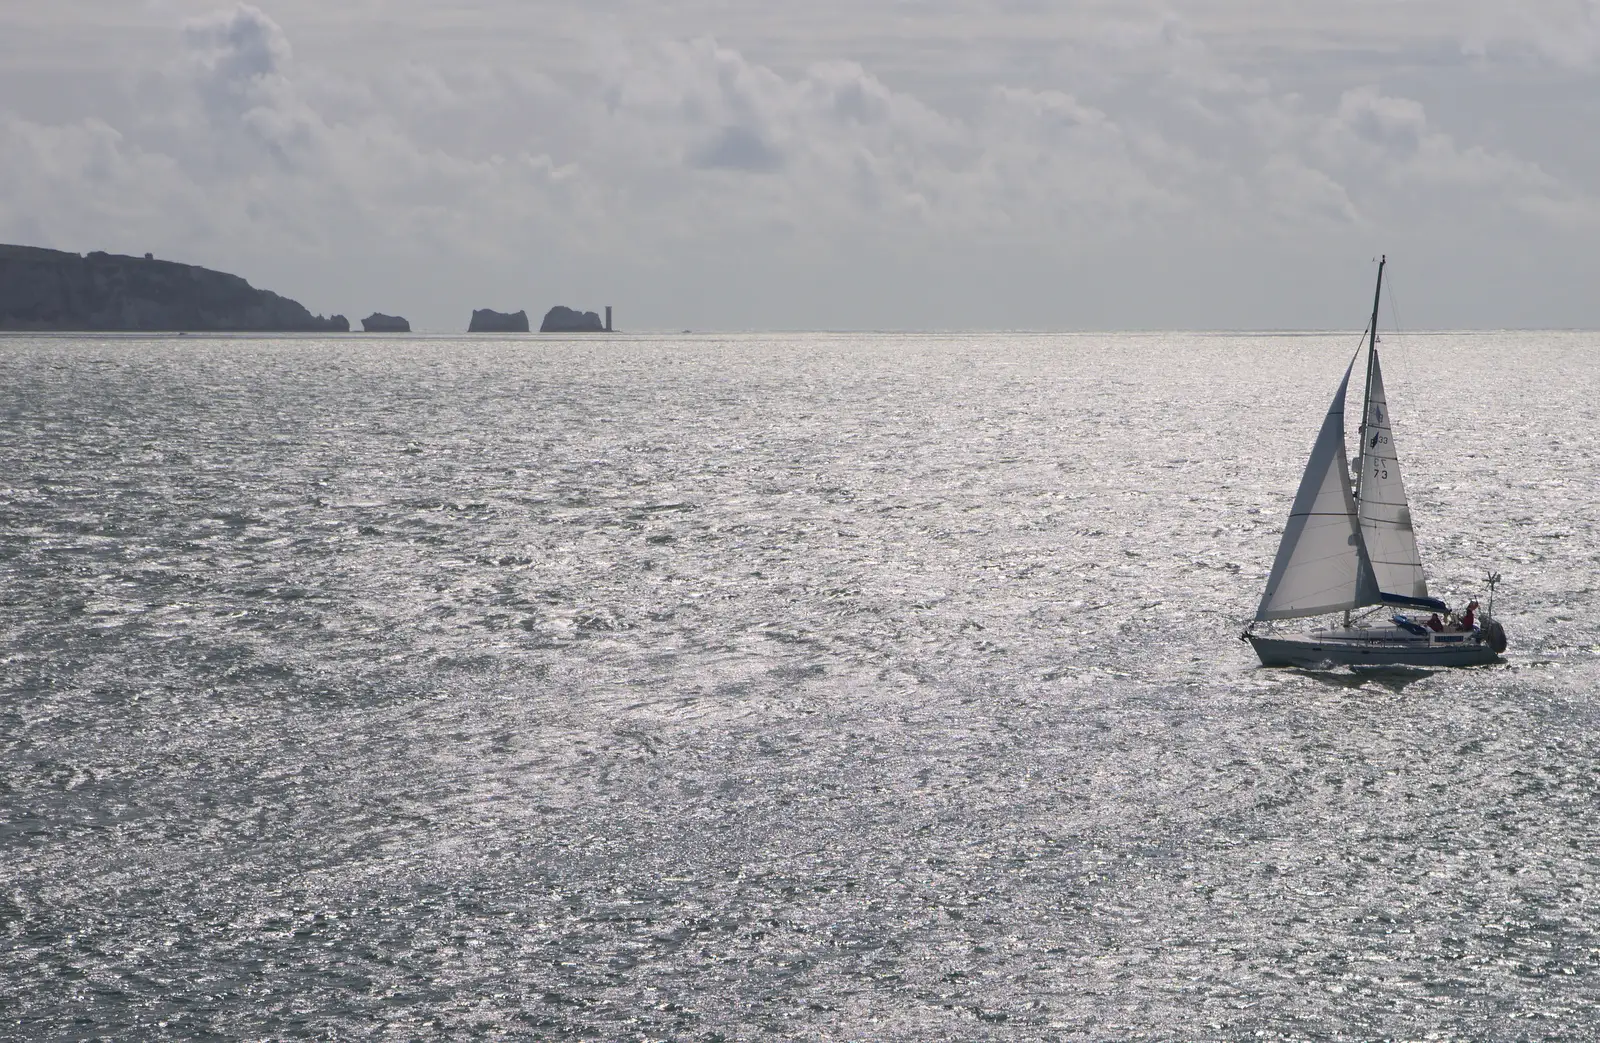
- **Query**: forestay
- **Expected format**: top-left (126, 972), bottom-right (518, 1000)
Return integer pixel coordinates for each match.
top-left (1355, 350), bottom-right (1429, 599)
top-left (1255, 361), bottom-right (1381, 621)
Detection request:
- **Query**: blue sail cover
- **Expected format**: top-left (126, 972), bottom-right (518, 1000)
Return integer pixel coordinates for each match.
top-left (1380, 591), bottom-right (1449, 613)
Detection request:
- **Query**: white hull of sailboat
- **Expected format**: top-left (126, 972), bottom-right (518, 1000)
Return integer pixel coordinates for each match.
top-left (1248, 630), bottom-right (1500, 669)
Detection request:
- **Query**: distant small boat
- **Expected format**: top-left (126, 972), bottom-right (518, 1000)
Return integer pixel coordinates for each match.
top-left (1243, 257), bottom-right (1507, 668)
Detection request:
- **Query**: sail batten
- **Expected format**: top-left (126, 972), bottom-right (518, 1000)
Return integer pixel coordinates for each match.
top-left (1255, 360), bottom-right (1382, 621)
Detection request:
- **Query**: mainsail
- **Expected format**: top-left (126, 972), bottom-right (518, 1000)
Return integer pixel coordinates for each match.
top-left (1255, 360), bottom-right (1381, 621)
top-left (1355, 349), bottom-right (1429, 599)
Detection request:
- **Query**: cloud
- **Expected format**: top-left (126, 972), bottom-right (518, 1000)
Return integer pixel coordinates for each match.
top-left (1332, 87), bottom-right (1428, 146)
top-left (1463, 0), bottom-right (1600, 67)
top-left (1303, 85), bottom-right (1597, 227)
top-left (1260, 154), bottom-right (1360, 228)
top-left (0, 114), bottom-right (193, 250)
top-left (180, 3), bottom-right (319, 163)
top-left (183, 2), bottom-right (293, 103)
top-left (691, 126), bottom-right (784, 172)
top-left (2, 3), bottom-right (1599, 328)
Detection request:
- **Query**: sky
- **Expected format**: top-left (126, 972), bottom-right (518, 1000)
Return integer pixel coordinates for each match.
top-left (2, 1), bottom-right (1598, 331)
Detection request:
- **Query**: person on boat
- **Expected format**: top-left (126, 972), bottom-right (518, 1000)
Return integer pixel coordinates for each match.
top-left (1425, 613), bottom-right (1444, 632)
top-left (1457, 600), bottom-right (1479, 631)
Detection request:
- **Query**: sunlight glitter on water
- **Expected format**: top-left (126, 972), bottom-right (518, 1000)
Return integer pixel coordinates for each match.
top-left (2, 331), bottom-right (1598, 1039)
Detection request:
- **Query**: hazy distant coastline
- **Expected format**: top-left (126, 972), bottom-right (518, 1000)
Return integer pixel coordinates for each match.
top-left (0, 244), bottom-right (349, 333)
top-left (0, 244), bottom-right (620, 335)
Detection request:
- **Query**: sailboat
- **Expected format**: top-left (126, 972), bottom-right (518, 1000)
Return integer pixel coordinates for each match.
top-left (1244, 257), bottom-right (1508, 668)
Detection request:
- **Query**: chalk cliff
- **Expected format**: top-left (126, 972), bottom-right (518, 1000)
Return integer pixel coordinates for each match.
top-left (0, 244), bottom-right (348, 332)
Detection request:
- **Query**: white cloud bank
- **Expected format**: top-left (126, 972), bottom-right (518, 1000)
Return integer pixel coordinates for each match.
top-left (2, 2), bottom-right (1598, 328)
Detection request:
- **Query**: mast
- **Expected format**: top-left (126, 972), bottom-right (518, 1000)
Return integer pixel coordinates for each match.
top-left (1355, 255), bottom-right (1385, 506)
top-left (1368, 255), bottom-right (1386, 358)
top-left (1347, 255), bottom-right (1385, 627)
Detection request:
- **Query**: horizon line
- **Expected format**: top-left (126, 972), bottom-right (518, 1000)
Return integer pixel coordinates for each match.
top-left (4, 327), bottom-right (1596, 338)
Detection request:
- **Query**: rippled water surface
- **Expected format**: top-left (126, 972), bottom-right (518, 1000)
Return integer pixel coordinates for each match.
top-left (3, 331), bottom-right (1599, 1040)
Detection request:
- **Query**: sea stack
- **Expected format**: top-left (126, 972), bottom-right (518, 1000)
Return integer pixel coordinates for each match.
top-left (468, 308), bottom-right (529, 333)
top-left (361, 312), bottom-right (410, 333)
top-left (539, 306), bottom-right (604, 333)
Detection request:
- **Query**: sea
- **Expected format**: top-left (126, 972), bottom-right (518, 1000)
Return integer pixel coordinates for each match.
top-left (2, 331), bottom-right (1598, 1041)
